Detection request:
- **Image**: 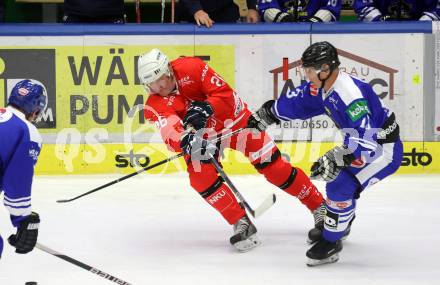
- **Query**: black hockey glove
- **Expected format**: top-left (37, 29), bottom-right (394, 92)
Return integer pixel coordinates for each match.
top-left (180, 132), bottom-right (217, 163)
top-left (8, 212), bottom-right (40, 254)
top-left (310, 146), bottom-right (356, 182)
top-left (247, 100), bottom-right (280, 132)
top-left (183, 101), bottom-right (214, 131)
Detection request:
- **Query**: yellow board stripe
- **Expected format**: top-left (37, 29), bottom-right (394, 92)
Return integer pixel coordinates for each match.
top-left (35, 142), bottom-right (439, 175)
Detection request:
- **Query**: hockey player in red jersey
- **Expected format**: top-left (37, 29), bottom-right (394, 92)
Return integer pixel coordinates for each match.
top-left (138, 49), bottom-right (325, 252)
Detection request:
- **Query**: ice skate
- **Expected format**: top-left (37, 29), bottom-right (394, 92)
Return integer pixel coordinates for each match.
top-left (307, 208), bottom-right (355, 244)
top-left (307, 202), bottom-right (326, 244)
top-left (230, 215), bottom-right (261, 252)
top-left (306, 238), bottom-right (342, 267)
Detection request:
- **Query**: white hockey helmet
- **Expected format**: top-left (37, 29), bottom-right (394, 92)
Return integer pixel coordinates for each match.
top-left (137, 48), bottom-right (171, 91)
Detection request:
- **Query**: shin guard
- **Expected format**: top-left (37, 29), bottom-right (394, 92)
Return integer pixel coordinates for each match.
top-left (200, 177), bottom-right (246, 225)
top-left (280, 167), bottom-right (324, 211)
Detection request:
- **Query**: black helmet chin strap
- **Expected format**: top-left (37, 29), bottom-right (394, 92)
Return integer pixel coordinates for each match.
top-left (317, 65), bottom-right (336, 90)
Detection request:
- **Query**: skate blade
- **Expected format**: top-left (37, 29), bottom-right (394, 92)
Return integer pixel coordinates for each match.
top-left (233, 234), bottom-right (261, 253)
top-left (306, 238), bottom-right (315, 245)
top-left (306, 253), bottom-right (339, 267)
top-left (306, 235), bottom-right (321, 244)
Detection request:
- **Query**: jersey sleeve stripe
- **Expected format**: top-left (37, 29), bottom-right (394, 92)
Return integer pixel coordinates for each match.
top-left (4, 200), bottom-right (31, 207)
top-left (4, 195), bottom-right (32, 203)
top-left (4, 205), bottom-right (32, 216)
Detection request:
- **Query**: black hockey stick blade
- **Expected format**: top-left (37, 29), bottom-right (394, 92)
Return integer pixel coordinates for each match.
top-left (36, 243), bottom-right (132, 285)
top-left (56, 153), bottom-right (184, 203)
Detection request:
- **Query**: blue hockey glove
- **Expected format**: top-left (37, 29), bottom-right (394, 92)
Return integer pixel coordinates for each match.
top-left (183, 101), bottom-right (214, 131)
top-left (8, 212), bottom-right (40, 254)
top-left (310, 146), bottom-right (356, 182)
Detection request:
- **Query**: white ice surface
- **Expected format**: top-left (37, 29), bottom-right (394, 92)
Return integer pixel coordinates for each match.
top-left (0, 174), bottom-right (439, 285)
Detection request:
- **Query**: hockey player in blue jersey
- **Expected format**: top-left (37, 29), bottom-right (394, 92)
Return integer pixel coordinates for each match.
top-left (247, 42), bottom-right (403, 266)
top-left (0, 79), bottom-right (46, 259)
top-left (258, 0), bottom-right (342, 22)
top-left (354, 0), bottom-right (440, 21)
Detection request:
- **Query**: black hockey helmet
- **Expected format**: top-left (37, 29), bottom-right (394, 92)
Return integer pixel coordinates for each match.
top-left (301, 41), bottom-right (340, 71)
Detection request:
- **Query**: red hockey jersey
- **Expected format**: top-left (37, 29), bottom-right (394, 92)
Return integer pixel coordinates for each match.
top-left (144, 57), bottom-right (248, 152)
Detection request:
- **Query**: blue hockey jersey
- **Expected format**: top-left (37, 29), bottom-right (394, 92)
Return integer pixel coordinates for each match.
top-left (272, 71), bottom-right (398, 159)
top-left (354, 0), bottom-right (440, 21)
top-left (258, 0), bottom-right (341, 22)
top-left (0, 106), bottom-right (42, 227)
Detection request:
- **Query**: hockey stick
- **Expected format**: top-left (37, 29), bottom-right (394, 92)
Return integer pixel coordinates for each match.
top-left (57, 128), bottom-right (245, 203)
top-left (135, 0), bottom-right (141, 23)
top-left (35, 243), bottom-right (132, 285)
top-left (171, 0), bottom-right (175, 23)
top-left (209, 154), bottom-right (276, 218)
top-left (56, 153), bottom-right (184, 203)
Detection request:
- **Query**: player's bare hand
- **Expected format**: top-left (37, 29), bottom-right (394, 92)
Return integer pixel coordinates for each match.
top-left (194, 10), bottom-right (214, 28)
top-left (246, 9), bottom-right (259, 23)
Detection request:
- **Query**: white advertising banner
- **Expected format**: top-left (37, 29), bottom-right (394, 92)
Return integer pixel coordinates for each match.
top-left (196, 32), bottom-right (425, 142)
top-left (434, 22), bottom-right (440, 136)
top-left (308, 34), bottom-right (425, 142)
top-left (0, 31), bottom-right (427, 143)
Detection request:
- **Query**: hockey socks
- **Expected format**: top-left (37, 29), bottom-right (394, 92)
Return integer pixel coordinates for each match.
top-left (200, 178), bottom-right (245, 225)
top-left (282, 167), bottom-right (324, 211)
top-left (255, 153), bottom-right (323, 211)
top-left (323, 198), bottom-right (356, 242)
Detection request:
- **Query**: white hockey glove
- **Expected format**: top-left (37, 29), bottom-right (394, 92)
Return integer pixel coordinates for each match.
top-left (306, 9), bottom-right (334, 22)
top-left (247, 100), bottom-right (280, 132)
top-left (263, 8), bottom-right (296, 22)
top-left (310, 146), bottom-right (356, 182)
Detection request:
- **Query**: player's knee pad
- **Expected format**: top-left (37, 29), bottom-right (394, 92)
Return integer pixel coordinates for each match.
top-left (199, 177), bottom-right (245, 224)
top-left (253, 149), bottom-right (281, 170)
top-left (254, 150), bottom-right (293, 185)
top-left (326, 169), bottom-right (360, 201)
top-left (323, 198), bottom-right (356, 242)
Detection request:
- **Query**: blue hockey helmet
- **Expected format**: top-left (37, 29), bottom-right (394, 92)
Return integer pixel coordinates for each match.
top-left (8, 80), bottom-right (47, 117)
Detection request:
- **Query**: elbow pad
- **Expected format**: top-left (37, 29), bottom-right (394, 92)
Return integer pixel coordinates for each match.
top-left (264, 8), bottom-right (295, 22)
top-left (309, 9), bottom-right (335, 22)
top-left (419, 12), bottom-right (440, 21)
top-left (358, 7), bottom-right (382, 22)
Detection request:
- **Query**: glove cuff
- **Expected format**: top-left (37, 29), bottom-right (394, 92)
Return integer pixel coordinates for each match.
top-left (261, 100), bottom-right (280, 125)
top-left (332, 145), bottom-right (356, 167)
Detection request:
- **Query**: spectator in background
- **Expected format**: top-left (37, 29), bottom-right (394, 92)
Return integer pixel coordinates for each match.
top-left (178, 0), bottom-right (259, 27)
top-left (63, 0), bottom-right (125, 23)
top-left (354, 0), bottom-right (440, 21)
top-left (0, 0), bottom-right (5, 22)
top-left (258, 0), bottom-right (341, 23)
